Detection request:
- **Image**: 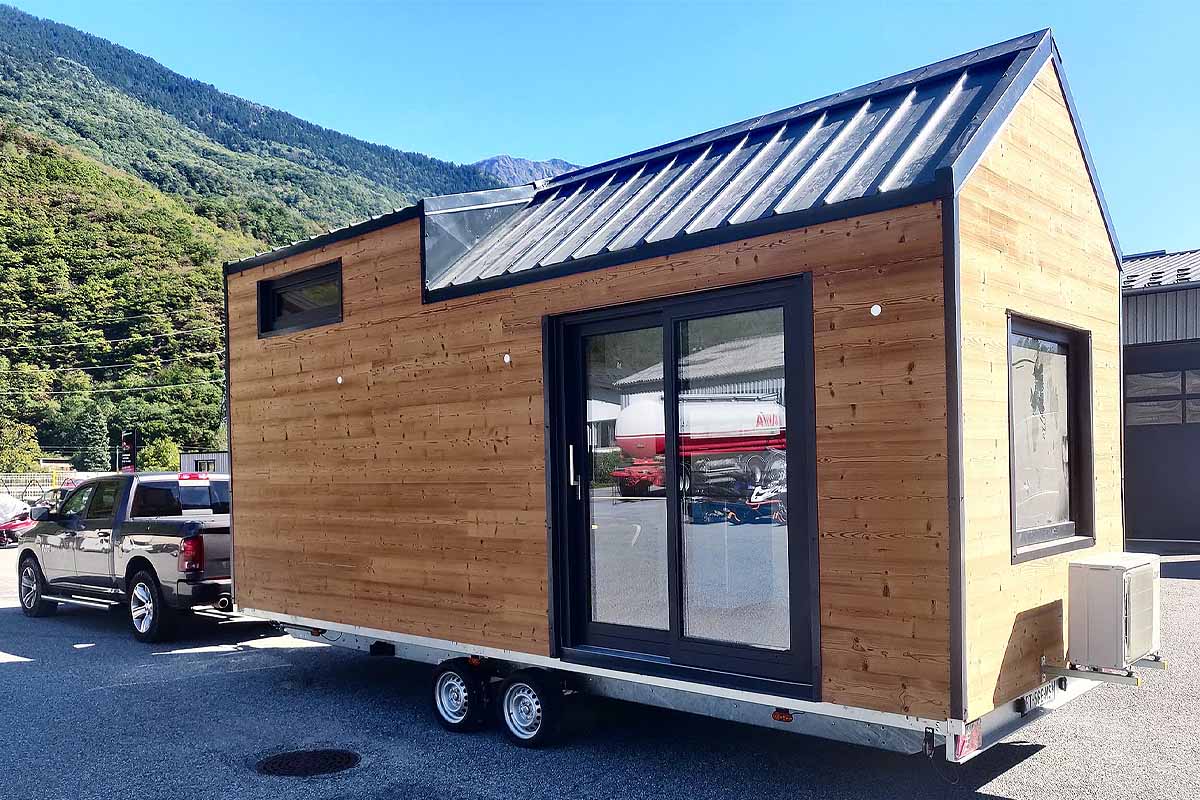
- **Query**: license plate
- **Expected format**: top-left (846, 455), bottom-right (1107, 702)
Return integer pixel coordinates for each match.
top-left (1018, 682), bottom-right (1055, 716)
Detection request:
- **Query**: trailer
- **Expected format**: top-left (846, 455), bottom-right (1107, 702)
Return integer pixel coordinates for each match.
top-left (223, 30), bottom-right (1158, 761)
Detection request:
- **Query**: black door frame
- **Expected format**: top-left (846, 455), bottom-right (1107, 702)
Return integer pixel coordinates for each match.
top-left (545, 276), bottom-right (820, 699)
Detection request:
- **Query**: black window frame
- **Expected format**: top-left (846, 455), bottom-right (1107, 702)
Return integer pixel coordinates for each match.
top-left (546, 276), bottom-right (820, 698)
top-left (1006, 313), bottom-right (1095, 563)
top-left (257, 260), bottom-right (343, 338)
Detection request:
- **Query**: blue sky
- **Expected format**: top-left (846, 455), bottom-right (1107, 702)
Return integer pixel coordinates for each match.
top-left (9, 0), bottom-right (1199, 253)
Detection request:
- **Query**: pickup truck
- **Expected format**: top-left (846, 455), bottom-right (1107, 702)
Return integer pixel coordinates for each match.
top-left (15, 472), bottom-right (232, 642)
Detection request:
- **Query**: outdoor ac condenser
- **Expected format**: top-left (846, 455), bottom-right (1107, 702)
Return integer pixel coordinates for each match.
top-left (1068, 552), bottom-right (1160, 671)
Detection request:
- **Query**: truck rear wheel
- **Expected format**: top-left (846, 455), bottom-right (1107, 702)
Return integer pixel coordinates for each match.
top-left (18, 556), bottom-right (57, 617)
top-left (431, 659), bottom-right (488, 731)
top-left (128, 569), bottom-right (175, 643)
top-left (496, 669), bottom-right (563, 747)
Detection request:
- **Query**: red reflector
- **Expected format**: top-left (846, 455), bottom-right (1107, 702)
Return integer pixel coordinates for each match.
top-left (178, 536), bottom-right (204, 573)
top-left (178, 472), bottom-right (206, 481)
top-left (772, 708), bottom-right (794, 723)
top-left (954, 720), bottom-right (982, 761)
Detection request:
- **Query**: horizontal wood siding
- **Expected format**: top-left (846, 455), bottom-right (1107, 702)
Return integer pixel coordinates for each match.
top-left (227, 201), bottom-right (950, 717)
top-left (958, 60), bottom-right (1123, 720)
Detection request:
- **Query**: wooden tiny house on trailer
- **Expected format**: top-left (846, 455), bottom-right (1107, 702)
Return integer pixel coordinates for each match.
top-left (225, 30), bottom-right (1136, 759)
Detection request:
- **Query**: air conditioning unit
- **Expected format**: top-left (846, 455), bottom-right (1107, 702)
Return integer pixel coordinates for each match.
top-left (1068, 552), bottom-right (1160, 671)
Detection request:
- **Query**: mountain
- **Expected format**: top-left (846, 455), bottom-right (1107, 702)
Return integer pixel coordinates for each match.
top-left (473, 155), bottom-right (579, 186)
top-left (0, 4), bottom-right (501, 245)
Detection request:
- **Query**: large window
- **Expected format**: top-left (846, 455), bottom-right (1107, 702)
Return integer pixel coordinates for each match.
top-left (257, 260), bottom-right (342, 336)
top-left (1007, 315), bottom-right (1094, 560)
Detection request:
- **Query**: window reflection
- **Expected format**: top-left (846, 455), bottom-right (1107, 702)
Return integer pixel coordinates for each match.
top-left (586, 327), bottom-right (669, 630)
top-left (676, 308), bottom-right (790, 651)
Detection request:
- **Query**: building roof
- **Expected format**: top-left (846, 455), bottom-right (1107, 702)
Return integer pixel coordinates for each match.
top-left (1122, 249), bottom-right (1200, 292)
top-left (227, 30), bottom-right (1121, 299)
top-left (615, 333), bottom-right (784, 389)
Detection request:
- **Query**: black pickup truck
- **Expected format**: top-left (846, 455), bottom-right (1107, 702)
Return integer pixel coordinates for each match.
top-left (15, 472), bottom-right (232, 642)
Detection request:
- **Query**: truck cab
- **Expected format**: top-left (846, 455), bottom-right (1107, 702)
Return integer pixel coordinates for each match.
top-left (15, 472), bottom-right (232, 642)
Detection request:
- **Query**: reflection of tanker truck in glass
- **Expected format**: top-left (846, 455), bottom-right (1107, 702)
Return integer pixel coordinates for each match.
top-left (609, 395), bottom-right (787, 517)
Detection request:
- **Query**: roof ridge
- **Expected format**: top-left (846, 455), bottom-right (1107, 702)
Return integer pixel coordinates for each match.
top-left (544, 29), bottom-right (1051, 190)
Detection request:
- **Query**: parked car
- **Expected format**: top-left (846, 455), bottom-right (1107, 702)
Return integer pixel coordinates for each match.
top-left (14, 472), bottom-right (232, 641)
top-left (0, 493), bottom-right (34, 546)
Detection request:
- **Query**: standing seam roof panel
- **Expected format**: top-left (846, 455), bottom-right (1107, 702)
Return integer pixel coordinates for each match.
top-left (419, 33), bottom-right (1055, 293)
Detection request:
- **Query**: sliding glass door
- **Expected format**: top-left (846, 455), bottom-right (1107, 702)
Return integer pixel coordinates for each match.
top-left (554, 277), bottom-right (815, 688)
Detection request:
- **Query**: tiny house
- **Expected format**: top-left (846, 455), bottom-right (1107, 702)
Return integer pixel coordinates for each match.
top-left (225, 30), bottom-right (1142, 759)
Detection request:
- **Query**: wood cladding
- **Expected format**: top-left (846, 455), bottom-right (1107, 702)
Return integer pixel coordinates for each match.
top-left (958, 59), bottom-right (1122, 720)
top-left (227, 201), bottom-right (950, 718)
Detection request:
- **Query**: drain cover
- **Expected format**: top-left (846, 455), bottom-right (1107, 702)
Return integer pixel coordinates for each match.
top-left (256, 748), bottom-right (361, 777)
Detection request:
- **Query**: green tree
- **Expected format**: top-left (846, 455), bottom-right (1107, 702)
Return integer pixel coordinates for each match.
top-left (0, 417), bottom-right (43, 472)
top-left (138, 437), bottom-right (180, 472)
top-left (71, 408), bottom-right (111, 471)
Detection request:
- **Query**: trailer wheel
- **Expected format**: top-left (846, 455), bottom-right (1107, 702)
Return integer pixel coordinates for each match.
top-left (496, 669), bottom-right (562, 747)
top-left (431, 659), bottom-right (488, 732)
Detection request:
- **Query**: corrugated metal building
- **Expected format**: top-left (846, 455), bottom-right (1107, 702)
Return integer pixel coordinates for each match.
top-left (179, 451), bottom-right (231, 474)
top-left (1122, 248), bottom-right (1200, 552)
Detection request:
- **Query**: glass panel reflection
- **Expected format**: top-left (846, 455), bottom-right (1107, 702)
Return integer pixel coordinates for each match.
top-left (677, 308), bottom-right (790, 650)
top-left (586, 327), bottom-right (669, 630)
top-left (1010, 334), bottom-right (1071, 530)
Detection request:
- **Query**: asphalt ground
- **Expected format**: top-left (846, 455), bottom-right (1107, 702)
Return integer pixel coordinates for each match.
top-left (2, 545), bottom-right (1198, 800)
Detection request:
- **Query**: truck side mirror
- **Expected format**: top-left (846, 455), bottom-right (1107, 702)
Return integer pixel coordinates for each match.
top-left (30, 505), bottom-right (50, 522)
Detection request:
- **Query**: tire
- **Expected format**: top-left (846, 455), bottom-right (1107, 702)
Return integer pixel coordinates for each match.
top-left (127, 569), bottom-right (175, 643)
top-left (496, 669), bottom-right (562, 747)
top-left (431, 659), bottom-right (489, 732)
top-left (18, 557), bottom-right (57, 617)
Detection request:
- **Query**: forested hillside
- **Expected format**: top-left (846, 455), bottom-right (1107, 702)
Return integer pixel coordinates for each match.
top-left (0, 124), bottom-right (253, 470)
top-left (0, 5), bottom-right (573, 473)
top-left (0, 4), bottom-right (501, 246)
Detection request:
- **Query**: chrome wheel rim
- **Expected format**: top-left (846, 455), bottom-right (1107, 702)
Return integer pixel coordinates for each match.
top-left (130, 582), bottom-right (155, 634)
top-left (19, 566), bottom-right (38, 609)
top-left (435, 671), bottom-right (470, 724)
top-left (503, 683), bottom-right (542, 740)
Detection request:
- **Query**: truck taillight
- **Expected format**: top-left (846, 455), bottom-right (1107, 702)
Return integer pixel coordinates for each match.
top-left (179, 536), bottom-right (204, 573)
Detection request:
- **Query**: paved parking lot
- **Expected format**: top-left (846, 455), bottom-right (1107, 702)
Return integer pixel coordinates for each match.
top-left (2, 546), bottom-right (1197, 800)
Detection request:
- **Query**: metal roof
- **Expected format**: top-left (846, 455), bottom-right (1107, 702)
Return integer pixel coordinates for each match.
top-left (422, 30), bottom-right (1056, 295)
top-left (1123, 249), bottom-right (1200, 292)
top-left (227, 29), bottom-right (1123, 293)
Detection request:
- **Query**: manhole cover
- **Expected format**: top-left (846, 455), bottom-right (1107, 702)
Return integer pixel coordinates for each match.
top-left (256, 748), bottom-right (361, 777)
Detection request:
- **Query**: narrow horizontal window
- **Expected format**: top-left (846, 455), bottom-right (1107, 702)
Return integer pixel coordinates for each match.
top-left (1126, 400), bottom-right (1183, 426)
top-left (258, 260), bottom-right (342, 336)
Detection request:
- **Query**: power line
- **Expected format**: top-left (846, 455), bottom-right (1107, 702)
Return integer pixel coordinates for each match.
top-left (0, 325), bottom-right (224, 353)
top-left (0, 379), bottom-right (224, 396)
top-left (0, 351), bottom-right (224, 375)
top-left (0, 307), bottom-right (223, 329)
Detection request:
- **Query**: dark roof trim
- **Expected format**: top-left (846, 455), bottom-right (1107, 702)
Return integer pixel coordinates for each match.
top-left (1123, 281), bottom-right (1200, 298)
top-left (1048, 51), bottom-right (1123, 265)
top-left (940, 32), bottom-right (1052, 191)
top-left (423, 179), bottom-right (946, 304)
top-left (932, 32), bottom-right (1121, 268)
top-left (224, 204), bottom-right (421, 276)
top-left (1124, 250), bottom-right (1168, 261)
top-left (547, 29), bottom-right (1050, 191)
